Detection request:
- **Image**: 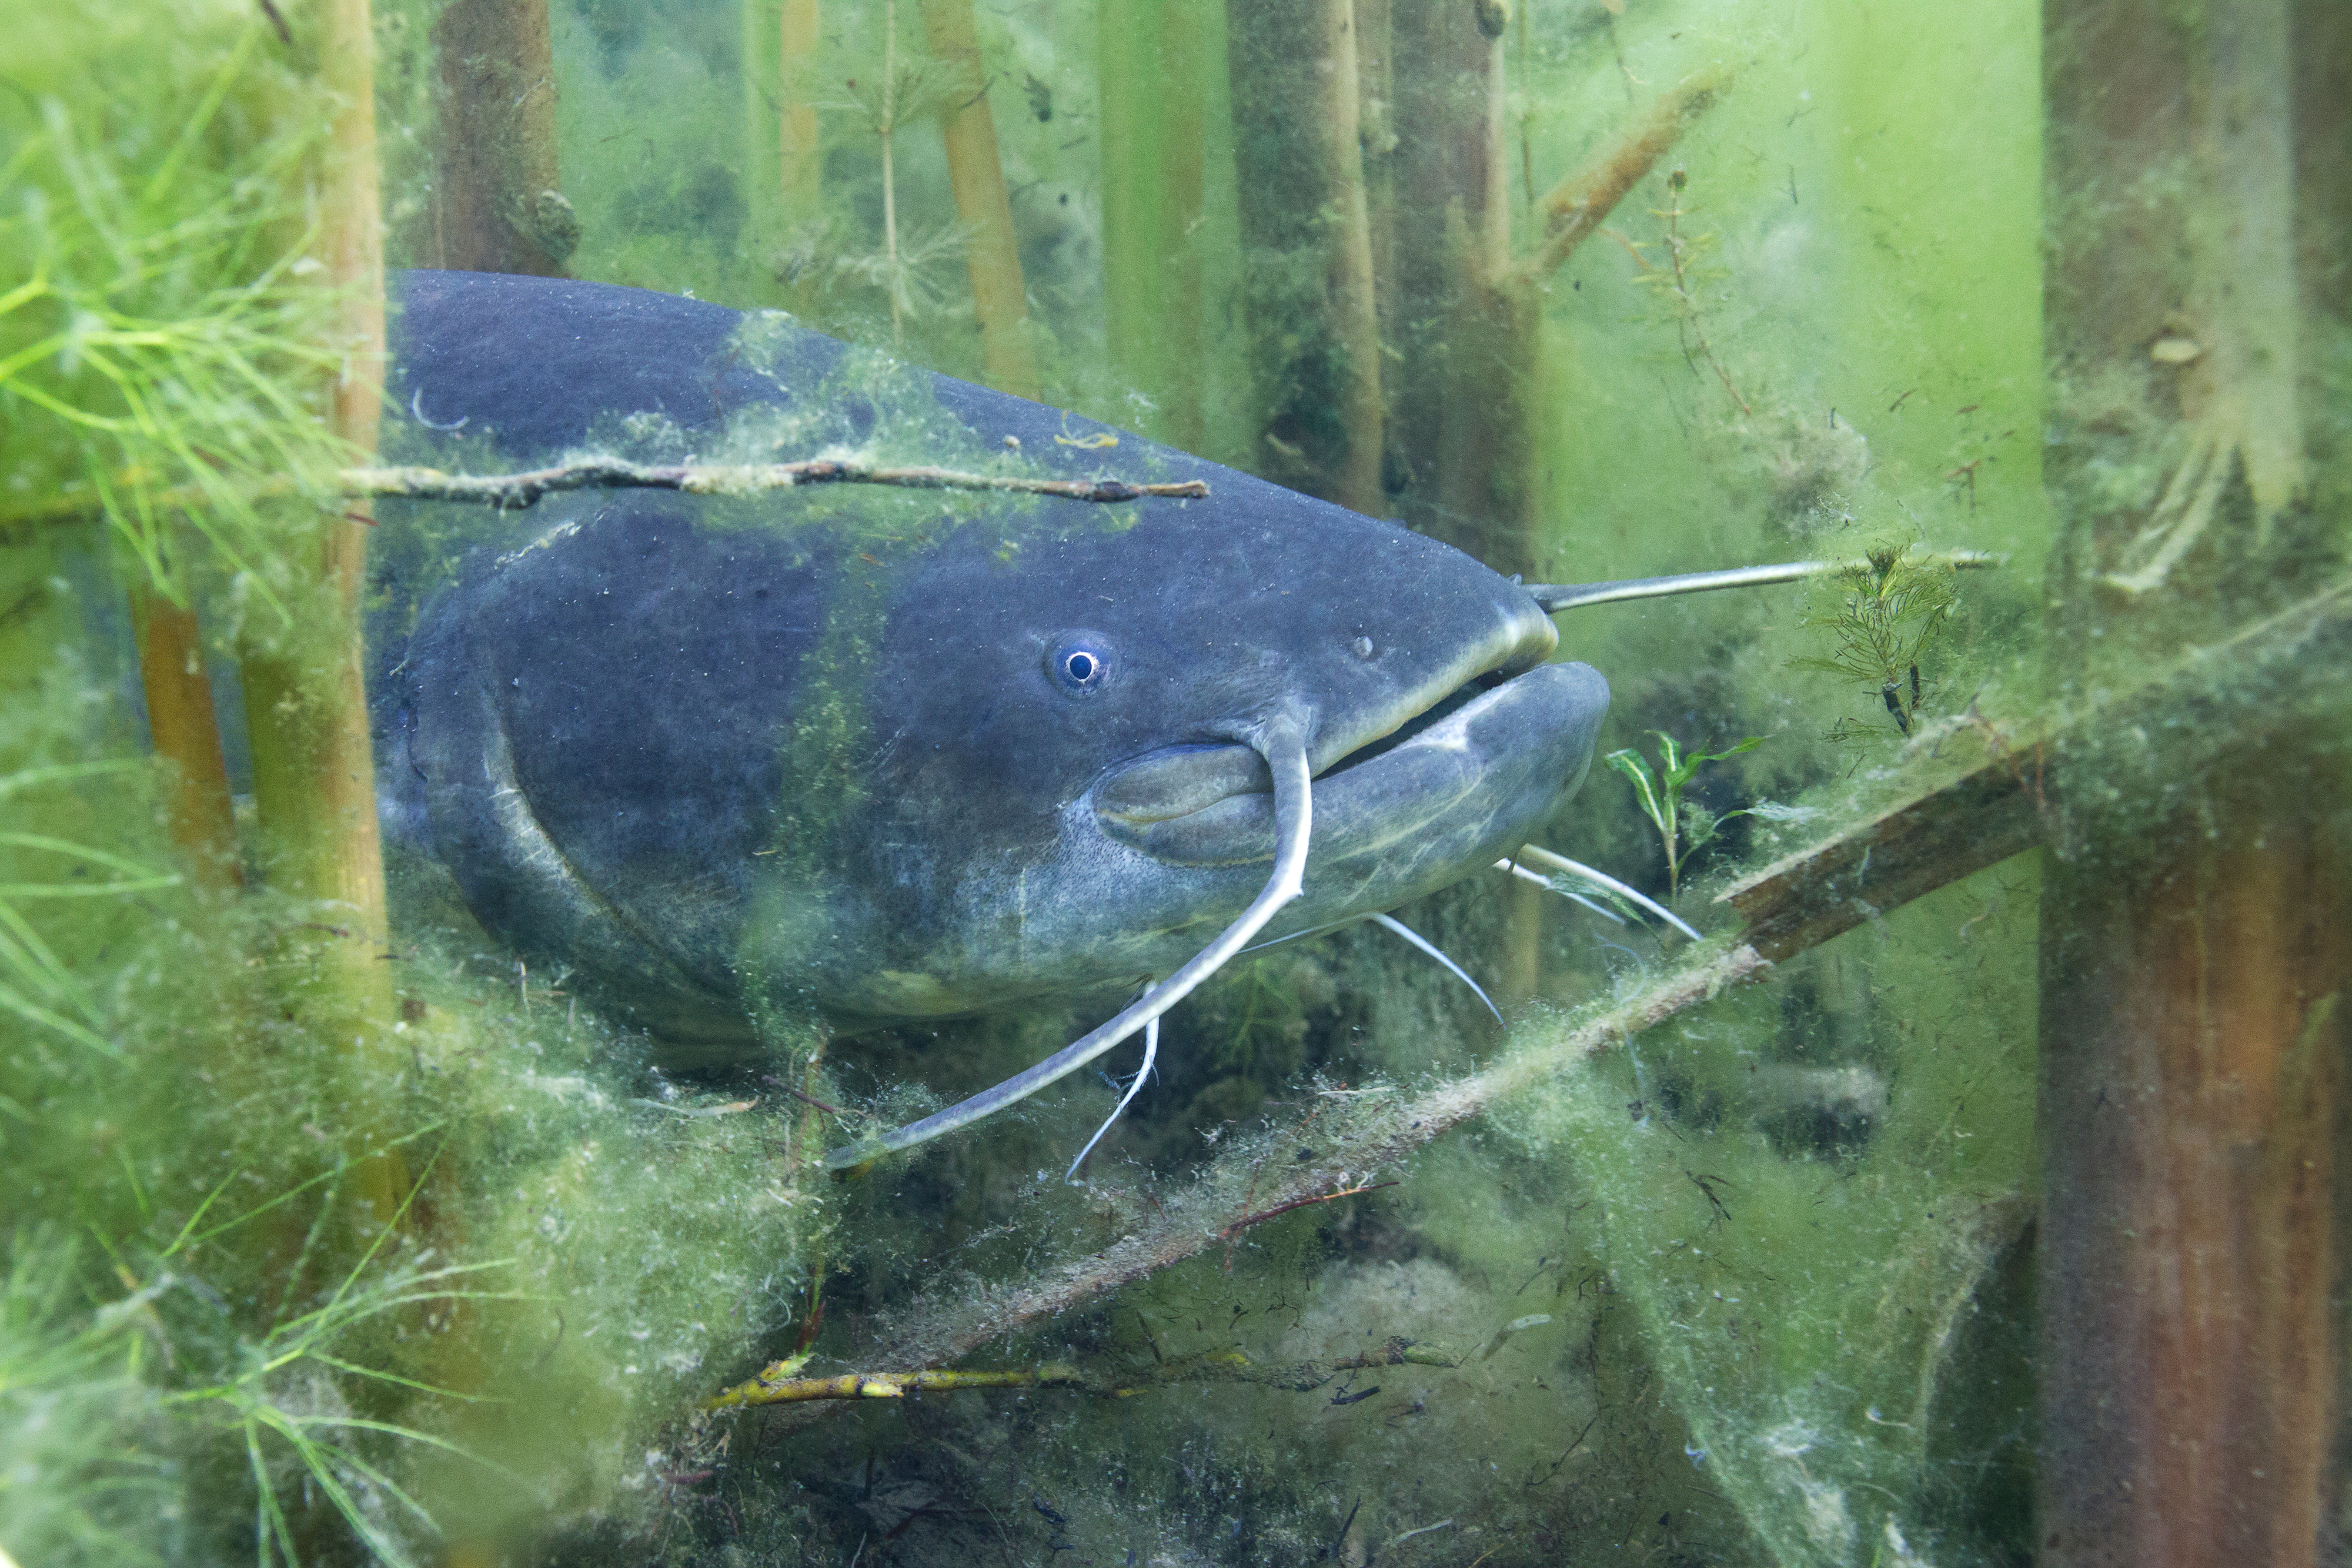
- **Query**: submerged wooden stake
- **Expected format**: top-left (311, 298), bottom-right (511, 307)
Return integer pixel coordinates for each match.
top-left (2039, 784), bottom-right (2345, 1568)
top-left (1225, 0), bottom-right (1384, 516)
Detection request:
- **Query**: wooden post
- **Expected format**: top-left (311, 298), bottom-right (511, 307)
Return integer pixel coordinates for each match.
top-left (2036, 3), bottom-right (2351, 1562)
top-left (427, 0), bottom-right (576, 276)
top-left (920, 0), bottom-right (1039, 399)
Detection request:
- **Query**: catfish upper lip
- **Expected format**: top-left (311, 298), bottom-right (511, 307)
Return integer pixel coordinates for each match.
top-left (1093, 592), bottom-right (1556, 827)
top-left (1092, 662), bottom-right (1605, 868)
top-left (1091, 679), bottom-right (1491, 828)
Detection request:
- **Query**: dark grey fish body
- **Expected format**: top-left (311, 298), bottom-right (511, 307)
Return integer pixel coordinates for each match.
top-left (376, 272), bottom-right (1608, 1063)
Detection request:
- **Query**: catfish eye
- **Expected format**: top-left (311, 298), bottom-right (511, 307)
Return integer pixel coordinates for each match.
top-left (1047, 636), bottom-right (1113, 695)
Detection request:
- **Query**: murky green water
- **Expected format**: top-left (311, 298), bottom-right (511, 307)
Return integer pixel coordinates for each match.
top-left (4, 2), bottom-right (2347, 1564)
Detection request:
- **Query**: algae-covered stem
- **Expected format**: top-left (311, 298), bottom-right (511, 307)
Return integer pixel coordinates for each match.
top-left (1099, 0), bottom-right (1215, 452)
top-left (881, 0), bottom-right (901, 340)
top-left (9, 462), bottom-right (1211, 533)
top-left (1224, 0), bottom-right (1383, 514)
top-left (2036, 4), bottom-right (2347, 1564)
top-left (921, 0), bottom-right (1040, 398)
top-left (425, 0), bottom-right (573, 276)
top-left (343, 459), bottom-right (1211, 509)
top-left (233, 0), bottom-right (408, 1226)
top-left (706, 1329), bottom-right (1445, 1410)
top-left (128, 588), bottom-right (239, 889)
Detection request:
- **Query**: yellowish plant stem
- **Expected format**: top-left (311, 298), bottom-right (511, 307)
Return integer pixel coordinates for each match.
top-left (130, 587), bottom-right (239, 889)
top-left (1511, 68), bottom-right (1726, 287)
top-left (779, 0), bottom-right (821, 221)
top-left (881, 0), bottom-right (901, 342)
top-left (242, 0), bottom-right (405, 1229)
top-left (921, 0), bottom-right (1040, 397)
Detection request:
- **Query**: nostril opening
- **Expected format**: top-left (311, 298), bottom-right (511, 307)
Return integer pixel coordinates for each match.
top-left (1351, 636), bottom-right (1375, 660)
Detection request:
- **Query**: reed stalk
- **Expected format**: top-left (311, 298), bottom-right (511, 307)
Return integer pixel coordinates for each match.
top-left (920, 0), bottom-right (1039, 397)
top-left (426, 0), bottom-right (574, 276)
top-left (239, 0), bottom-right (405, 1230)
top-left (128, 586), bottom-right (238, 890)
top-left (1100, 0), bottom-right (1215, 451)
top-left (1225, 0), bottom-right (1383, 514)
top-left (779, 0), bottom-right (821, 221)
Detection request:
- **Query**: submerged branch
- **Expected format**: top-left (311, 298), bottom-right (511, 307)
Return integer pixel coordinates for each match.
top-left (9, 460), bottom-right (1211, 531)
top-left (810, 944), bottom-right (1767, 1396)
top-left (1723, 569), bottom-right (2352, 957)
top-left (345, 460), bottom-right (1211, 509)
top-left (707, 1336), bottom-right (1459, 1409)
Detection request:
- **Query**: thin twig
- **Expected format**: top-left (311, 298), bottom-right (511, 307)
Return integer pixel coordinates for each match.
top-left (1219, 1181), bottom-right (1398, 1243)
top-left (760, 1075), bottom-right (846, 1116)
top-left (706, 1336), bottom-right (1458, 1410)
top-left (345, 459), bottom-right (1208, 510)
top-left (7, 461), bottom-right (1209, 531)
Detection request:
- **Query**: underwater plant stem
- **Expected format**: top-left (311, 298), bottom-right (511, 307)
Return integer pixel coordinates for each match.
top-left (1321, 0), bottom-right (1385, 519)
top-left (426, 0), bottom-right (572, 275)
top-left (1512, 68), bottom-right (1726, 286)
top-left (1225, 0), bottom-right (1384, 514)
top-left (881, 0), bottom-right (901, 342)
top-left (709, 1365), bottom-right (1087, 1407)
top-left (1100, 0), bottom-right (1214, 450)
top-left (708, 1334), bottom-right (1451, 1409)
top-left (921, 0), bottom-right (1041, 399)
top-left (1474, 0), bottom-right (1509, 286)
top-left (241, 0), bottom-right (406, 1229)
top-left (129, 587), bottom-right (239, 888)
top-left (777, 0), bottom-right (823, 222)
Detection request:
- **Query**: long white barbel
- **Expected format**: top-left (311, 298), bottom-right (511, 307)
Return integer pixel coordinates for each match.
top-left (1369, 912), bottom-right (1504, 1025)
top-left (827, 715), bottom-right (1314, 1170)
top-left (1521, 549), bottom-right (1997, 614)
top-left (1064, 994), bottom-right (1158, 1183)
top-left (1500, 846), bottom-right (1703, 941)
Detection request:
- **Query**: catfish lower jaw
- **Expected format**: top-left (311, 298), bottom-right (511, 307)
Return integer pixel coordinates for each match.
top-left (1091, 661), bottom-right (1609, 870)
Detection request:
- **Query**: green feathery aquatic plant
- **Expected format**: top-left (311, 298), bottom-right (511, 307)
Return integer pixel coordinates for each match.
top-left (0, 12), bottom-right (348, 615)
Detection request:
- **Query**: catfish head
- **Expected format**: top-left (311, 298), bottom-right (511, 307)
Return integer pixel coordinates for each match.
top-left (375, 270), bottom-right (1609, 1165)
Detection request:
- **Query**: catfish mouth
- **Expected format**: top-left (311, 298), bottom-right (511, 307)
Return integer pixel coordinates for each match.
top-left (1091, 652), bottom-right (1591, 871)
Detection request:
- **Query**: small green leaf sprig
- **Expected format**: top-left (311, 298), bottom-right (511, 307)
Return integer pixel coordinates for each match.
top-left (1605, 733), bottom-right (1765, 900)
